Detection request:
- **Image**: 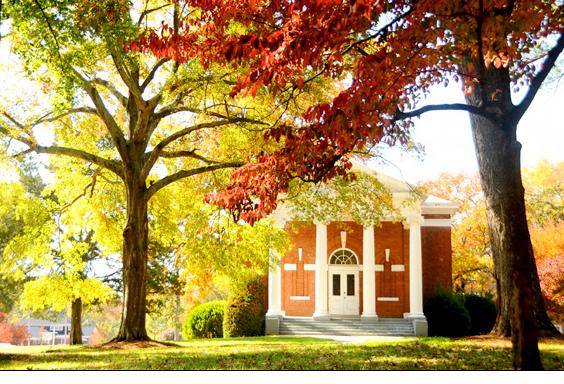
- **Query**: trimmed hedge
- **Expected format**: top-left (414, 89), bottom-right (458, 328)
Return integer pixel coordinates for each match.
top-left (424, 291), bottom-right (470, 337)
top-left (223, 277), bottom-right (266, 337)
top-left (463, 294), bottom-right (497, 335)
top-left (182, 301), bottom-right (225, 339)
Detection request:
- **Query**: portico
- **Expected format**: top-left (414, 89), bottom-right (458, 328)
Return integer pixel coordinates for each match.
top-left (264, 169), bottom-right (457, 336)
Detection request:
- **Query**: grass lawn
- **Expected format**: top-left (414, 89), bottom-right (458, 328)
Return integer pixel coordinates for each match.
top-left (0, 336), bottom-right (562, 370)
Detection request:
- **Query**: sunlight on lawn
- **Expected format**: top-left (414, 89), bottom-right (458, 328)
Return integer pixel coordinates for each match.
top-left (1, 336), bottom-right (562, 370)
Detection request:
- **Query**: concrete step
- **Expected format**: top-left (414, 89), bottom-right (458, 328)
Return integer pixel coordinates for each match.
top-left (278, 318), bottom-right (415, 336)
top-left (280, 325), bottom-right (414, 331)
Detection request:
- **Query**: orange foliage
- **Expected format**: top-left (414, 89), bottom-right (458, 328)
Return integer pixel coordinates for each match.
top-left (0, 312), bottom-right (30, 345)
top-left (530, 221), bottom-right (564, 262)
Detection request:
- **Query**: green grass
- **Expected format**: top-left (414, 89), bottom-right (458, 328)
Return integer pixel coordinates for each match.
top-left (0, 336), bottom-right (562, 370)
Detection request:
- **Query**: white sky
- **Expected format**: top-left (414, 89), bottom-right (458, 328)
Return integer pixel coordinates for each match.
top-left (370, 80), bottom-right (564, 183)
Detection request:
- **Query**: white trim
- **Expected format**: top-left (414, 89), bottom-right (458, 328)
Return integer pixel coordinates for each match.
top-left (313, 222), bottom-right (329, 318)
top-left (328, 247), bottom-right (359, 265)
top-left (283, 263), bottom-right (296, 271)
top-left (362, 225), bottom-right (376, 318)
top-left (421, 195), bottom-right (458, 216)
top-left (304, 264), bottom-right (316, 271)
top-left (407, 212), bottom-right (424, 315)
top-left (377, 297), bottom-right (400, 302)
top-left (328, 264), bottom-right (359, 270)
top-left (391, 264), bottom-right (405, 272)
top-left (289, 296), bottom-right (311, 301)
top-left (375, 264), bottom-right (384, 272)
top-left (423, 218), bottom-right (452, 227)
top-left (266, 258), bottom-right (283, 317)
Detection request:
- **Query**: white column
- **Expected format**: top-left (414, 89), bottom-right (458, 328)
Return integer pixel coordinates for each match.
top-left (406, 213), bottom-right (425, 318)
top-left (313, 221), bottom-right (330, 319)
top-left (266, 253), bottom-right (283, 317)
top-left (361, 225), bottom-right (378, 321)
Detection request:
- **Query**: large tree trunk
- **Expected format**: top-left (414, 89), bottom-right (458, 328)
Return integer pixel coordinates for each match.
top-left (70, 298), bottom-right (82, 345)
top-left (465, 66), bottom-right (557, 369)
top-left (114, 179), bottom-right (150, 341)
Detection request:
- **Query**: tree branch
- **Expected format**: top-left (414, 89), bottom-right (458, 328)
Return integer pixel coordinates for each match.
top-left (145, 162), bottom-right (244, 200)
top-left (1, 111), bottom-right (25, 129)
top-left (110, 51), bottom-right (143, 104)
top-left (160, 150), bottom-right (221, 164)
top-left (153, 104), bottom-right (269, 126)
top-left (141, 119), bottom-right (236, 180)
top-left (32, 145), bottom-right (124, 178)
top-left (136, 2), bottom-right (172, 26)
top-left (91, 78), bottom-right (128, 108)
top-left (396, 103), bottom-right (495, 120)
top-left (34, 107), bottom-right (99, 125)
top-left (342, 6), bottom-right (416, 56)
top-left (32, 0), bottom-right (62, 59)
top-left (70, 68), bottom-right (128, 158)
top-left (0, 121), bottom-right (124, 178)
top-left (141, 58), bottom-right (170, 91)
top-left (513, 32), bottom-right (564, 125)
top-left (55, 173), bottom-right (99, 213)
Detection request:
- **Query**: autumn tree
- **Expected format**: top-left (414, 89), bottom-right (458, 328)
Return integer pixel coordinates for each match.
top-left (0, 161), bottom-right (53, 314)
top-left (0, 0), bottom-right (304, 341)
top-left (424, 163), bottom-right (564, 327)
top-left (0, 312), bottom-right (30, 345)
top-left (19, 228), bottom-right (115, 345)
top-left (524, 161), bottom-right (564, 325)
top-left (143, 0), bottom-right (563, 368)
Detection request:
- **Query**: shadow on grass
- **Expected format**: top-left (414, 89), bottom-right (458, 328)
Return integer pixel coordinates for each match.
top-left (0, 337), bottom-right (562, 370)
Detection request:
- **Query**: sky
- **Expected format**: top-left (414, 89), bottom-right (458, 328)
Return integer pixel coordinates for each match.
top-left (370, 79), bottom-right (564, 183)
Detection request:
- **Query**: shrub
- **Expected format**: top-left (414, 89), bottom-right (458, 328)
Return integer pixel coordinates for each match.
top-left (223, 277), bottom-right (266, 337)
top-left (8, 325), bottom-right (30, 345)
top-left (0, 313), bottom-right (30, 345)
top-left (462, 294), bottom-right (497, 335)
top-left (424, 291), bottom-right (470, 337)
top-left (182, 301), bottom-right (225, 339)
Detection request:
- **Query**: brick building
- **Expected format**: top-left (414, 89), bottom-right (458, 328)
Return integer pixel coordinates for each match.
top-left (265, 165), bottom-right (457, 336)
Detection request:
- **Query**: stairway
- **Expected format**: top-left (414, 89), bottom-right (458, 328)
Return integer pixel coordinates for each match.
top-left (279, 317), bottom-right (415, 336)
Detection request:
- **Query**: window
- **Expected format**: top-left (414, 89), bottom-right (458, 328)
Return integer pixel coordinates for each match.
top-left (347, 274), bottom-right (355, 296)
top-left (332, 274), bottom-right (341, 296)
top-left (329, 249), bottom-right (358, 265)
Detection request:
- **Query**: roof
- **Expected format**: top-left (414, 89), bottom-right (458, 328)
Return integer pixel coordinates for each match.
top-left (350, 162), bottom-right (413, 193)
top-left (421, 194), bottom-right (458, 215)
top-left (272, 161), bottom-right (457, 223)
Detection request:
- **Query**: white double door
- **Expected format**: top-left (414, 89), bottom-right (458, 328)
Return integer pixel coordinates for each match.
top-left (328, 267), bottom-right (359, 315)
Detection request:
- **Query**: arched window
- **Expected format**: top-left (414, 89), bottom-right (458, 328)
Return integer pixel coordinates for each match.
top-left (329, 248), bottom-right (358, 265)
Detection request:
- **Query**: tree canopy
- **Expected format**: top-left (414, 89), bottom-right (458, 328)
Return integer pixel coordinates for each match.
top-left (0, 0), bottom-right (321, 341)
top-left (141, 0), bottom-right (564, 369)
top-left (141, 0), bottom-right (563, 222)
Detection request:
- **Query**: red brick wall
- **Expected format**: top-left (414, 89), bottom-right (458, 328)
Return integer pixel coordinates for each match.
top-left (327, 222), bottom-right (364, 264)
top-left (421, 226), bottom-right (452, 303)
top-left (374, 222), bottom-right (409, 317)
top-left (282, 222), bottom-right (316, 316)
top-left (277, 220), bottom-right (453, 318)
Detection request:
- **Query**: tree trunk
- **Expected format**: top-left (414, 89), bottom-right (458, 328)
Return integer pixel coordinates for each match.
top-left (465, 66), bottom-right (555, 369)
top-left (70, 298), bottom-right (82, 345)
top-left (114, 179), bottom-right (150, 341)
